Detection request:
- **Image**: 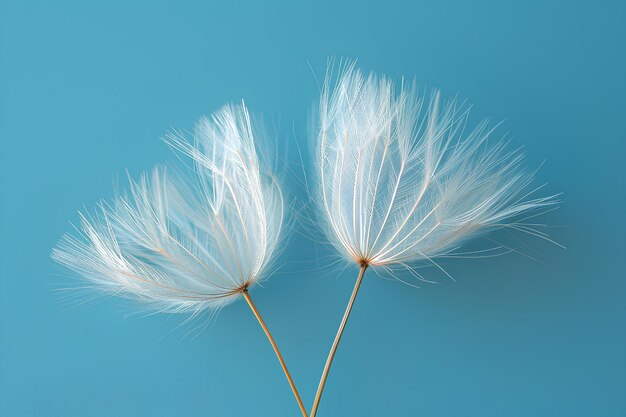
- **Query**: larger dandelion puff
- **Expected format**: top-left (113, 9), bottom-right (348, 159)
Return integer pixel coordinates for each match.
top-left (310, 63), bottom-right (557, 416)
top-left (52, 103), bottom-right (308, 417)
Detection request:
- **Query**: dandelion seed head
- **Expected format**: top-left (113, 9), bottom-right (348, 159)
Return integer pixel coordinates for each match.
top-left (52, 102), bottom-right (284, 314)
top-left (315, 62), bottom-right (556, 270)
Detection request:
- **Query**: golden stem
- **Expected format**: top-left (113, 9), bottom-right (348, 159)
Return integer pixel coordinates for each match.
top-left (310, 263), bottom-right (369, 417)
top-left (242, 290), bottom-right (309, 417)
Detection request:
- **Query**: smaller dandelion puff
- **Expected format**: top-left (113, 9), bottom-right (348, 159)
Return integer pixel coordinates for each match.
top-left (52, 102), bottom-right (284, 315)
top-left (52, 103), bottom-right (309, 416)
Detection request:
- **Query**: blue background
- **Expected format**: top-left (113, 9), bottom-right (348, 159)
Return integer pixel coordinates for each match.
top-left (1, 1), bottom-right (625, 416)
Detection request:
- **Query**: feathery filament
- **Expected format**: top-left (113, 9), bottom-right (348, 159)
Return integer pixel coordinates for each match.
top-left (52, 103), bottom-right (284, 314)
top-left (316, 63), bottom-right (555, 269)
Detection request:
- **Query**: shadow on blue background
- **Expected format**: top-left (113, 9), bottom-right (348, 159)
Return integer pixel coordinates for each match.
top-left (1, 1), bottom-right (624, 416)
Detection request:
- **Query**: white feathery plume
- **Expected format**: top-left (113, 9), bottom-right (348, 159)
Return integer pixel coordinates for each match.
top-left (53, 103), bottom-right (283, 313)
top-left (316, 63), bottom-right (555, 268)
top-left (52, 102), bottom-right (308, 417)
top-left (309, 62), bottom-right (558, 417)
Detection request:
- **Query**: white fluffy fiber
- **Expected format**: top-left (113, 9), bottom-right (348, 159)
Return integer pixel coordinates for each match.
top-left (52, 103), bottom-right (284, 313)
top-left (315, 63), bottom-right (556, 270)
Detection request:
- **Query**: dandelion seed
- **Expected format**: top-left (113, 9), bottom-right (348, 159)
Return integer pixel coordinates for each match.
top-left (310, 62), bottom-right (558, 416)
top-left (52, 102), bottom-right (308, 417)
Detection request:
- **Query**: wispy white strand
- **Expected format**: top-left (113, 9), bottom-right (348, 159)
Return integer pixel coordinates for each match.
top-left (315, 62), bottom-right (557, 269)
top-left (52, 102), bottom-right (284, 314)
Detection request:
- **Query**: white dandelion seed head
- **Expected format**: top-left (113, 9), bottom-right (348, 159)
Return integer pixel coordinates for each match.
top-left (315, 62), bottom-right (556, 268)
top-left (52, 102), bottom-right (284, 314)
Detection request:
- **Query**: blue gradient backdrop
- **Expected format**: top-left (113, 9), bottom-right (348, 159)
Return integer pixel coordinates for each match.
top-left (1, 1), bottom-right (625, 416)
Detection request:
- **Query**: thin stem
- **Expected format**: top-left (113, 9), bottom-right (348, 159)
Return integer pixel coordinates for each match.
top-left (242, 290), bottom-right (309, 417)
top-left (310, 263), bottom-right (369, 417)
